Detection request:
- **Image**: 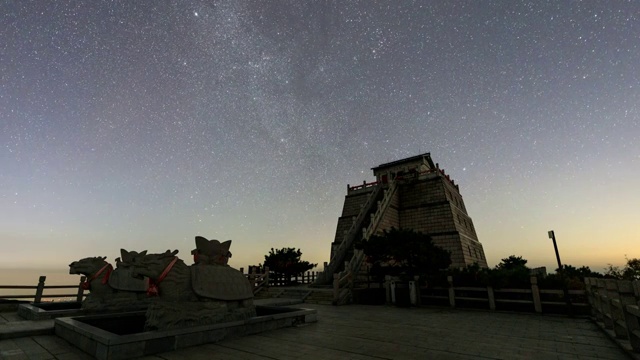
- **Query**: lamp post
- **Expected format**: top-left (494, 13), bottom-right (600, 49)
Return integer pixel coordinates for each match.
top-left (548, 230), bottom-right (573, 316)
top-left (548, 231), bottom-right (563, 270)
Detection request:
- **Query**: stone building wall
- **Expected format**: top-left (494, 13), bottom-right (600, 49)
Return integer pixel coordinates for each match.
top-left (328, 154), bottom-right (488, 271)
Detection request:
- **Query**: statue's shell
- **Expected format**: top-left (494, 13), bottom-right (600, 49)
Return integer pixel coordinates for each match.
top-left (108, 268), bottom-right (148, 292)
top-left (191, 265), bottom-right (253, 300)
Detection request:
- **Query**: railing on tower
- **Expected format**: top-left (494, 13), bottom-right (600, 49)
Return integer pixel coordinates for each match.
top-left (333, 180), bottom-right (398, 305)
top-left (316, 184), bottom-right (383, 285)
top-left (324, 165), bottom-right (456, 301)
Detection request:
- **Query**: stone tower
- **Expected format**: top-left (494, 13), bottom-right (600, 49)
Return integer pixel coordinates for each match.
top-left (319, 153), bottom-right (487, 285)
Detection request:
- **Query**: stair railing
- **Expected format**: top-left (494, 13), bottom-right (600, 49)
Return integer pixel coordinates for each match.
top-left (333, 180), bottom-right (398, 305)
top-left (318, 184), bottom-right (383, 284)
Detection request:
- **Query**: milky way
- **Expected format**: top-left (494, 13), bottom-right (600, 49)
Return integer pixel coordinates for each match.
top-left (1, 1), bottom-right (638, 271)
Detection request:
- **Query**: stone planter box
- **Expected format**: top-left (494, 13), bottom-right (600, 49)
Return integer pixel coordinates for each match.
top-left (18, 301), bottom-right (83, 320)
top-left (54, 305), bottom-right (317, 360)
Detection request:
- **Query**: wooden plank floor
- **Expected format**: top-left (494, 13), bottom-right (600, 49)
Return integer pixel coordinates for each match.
top-left (0, 303), bottom-right (631, 359)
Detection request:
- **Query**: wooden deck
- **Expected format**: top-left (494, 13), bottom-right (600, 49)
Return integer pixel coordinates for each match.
top-left (0, 303), bottom-right (631, 359)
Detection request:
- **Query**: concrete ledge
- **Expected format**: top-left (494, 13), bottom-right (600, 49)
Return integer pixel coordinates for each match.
top-left (55, 306), bottom-right (317, 360)
top-left (17, 302), bottom-right (84, 320)
top-left (0, 319), bottom-right (55, 339)
top-left (0, 301), bottom-right (29, 313)
top-left (253, 298), bottom-right (303, 307)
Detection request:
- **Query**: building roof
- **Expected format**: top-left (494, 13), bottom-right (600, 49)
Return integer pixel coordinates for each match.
top-left (371, 153), bottom-right (435, 171)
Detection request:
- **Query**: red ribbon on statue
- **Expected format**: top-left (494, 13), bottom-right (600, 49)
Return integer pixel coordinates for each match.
top-left (81, 263), bottom-right (113, 290)
top-left (147, 257), bottom-right (178, 297)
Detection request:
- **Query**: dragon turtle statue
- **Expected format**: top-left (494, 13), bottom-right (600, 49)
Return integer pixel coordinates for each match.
top-left (130, 236), bottom-right (255, 330)
top-left (68, 249), bottom-right (151, 311)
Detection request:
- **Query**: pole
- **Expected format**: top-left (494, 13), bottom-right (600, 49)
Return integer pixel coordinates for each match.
top-left (548, 230), bottom-right (573, 316)
top-left (549, 231), bottom-right (563, 270)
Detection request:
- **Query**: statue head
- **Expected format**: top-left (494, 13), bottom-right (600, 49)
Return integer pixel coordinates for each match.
top-left (191, 236), bottom-right (232, 265)
top-left (130, 249), bottom-right (179, 280)
top-left (115, 249), bottom-right (148, 268)
top-left (69, 256), bottom-right (108, 275)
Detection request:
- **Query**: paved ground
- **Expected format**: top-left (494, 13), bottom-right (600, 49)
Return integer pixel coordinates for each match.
top-left (0, 303), bottom-right (631, 360)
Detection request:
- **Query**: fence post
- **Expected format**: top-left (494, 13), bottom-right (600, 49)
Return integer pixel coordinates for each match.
top-left (447, 276), bottom-right (455, 308)
top-left (487, 286), bottom-right (496, 310)
top-left (76, 275), bottom-right (86, 302)
top-left (614, 280), bottom-right (635, 339)
top-left (34, 276), bottom-right (46, 303)
top-left (409, 276), bottom-right (418, 306)
top-left (584, 278), bottom-right (596, 317)
top-left (384, 275), bottom-right (392, 305)
top-left (595, 279), bottom-right (607, 323)
top-left (240, 267), bottom-right (244, 276)
top-left (530, 276), bottom-right (542, 313)
top-left (603, 279), bottom-right (617, 330)
top-left (250, 267), bottom-right (257, 287)
top-left (264, 267), bottom-right (270, 288)
top-left (333, 273), bottom-right (340, 305)
top-left (415, 276), bottom-right (422, 306)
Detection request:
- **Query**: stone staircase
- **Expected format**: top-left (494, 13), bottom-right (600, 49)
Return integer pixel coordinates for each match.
top-left (315, 185), bottom-right (384, 285)
top-left (304, 289), bottom-right (334, 305)
top-left (253, 287), bottom-right (333, 304)
top-left (333, 181), bottom-right (398, 305)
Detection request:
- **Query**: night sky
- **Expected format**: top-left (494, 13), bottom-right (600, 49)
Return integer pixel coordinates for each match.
top-left (1, 1), bottom-right (638, 274)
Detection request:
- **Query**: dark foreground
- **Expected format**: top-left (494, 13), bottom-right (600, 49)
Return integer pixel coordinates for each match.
top-left (0, 303), bottom-right (630, 360)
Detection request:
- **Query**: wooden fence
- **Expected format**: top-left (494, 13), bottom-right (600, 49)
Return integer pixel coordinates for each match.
top-left (0, 268), bottom-right (318, 303)
top-left (384, 276), bottom-right (588, 314)
top-left (240, 268), bottom-right (319, 287)
top-left (0, 276), bottom-right (86, 303)
top-left (585, 277), bottom-right (640, 354)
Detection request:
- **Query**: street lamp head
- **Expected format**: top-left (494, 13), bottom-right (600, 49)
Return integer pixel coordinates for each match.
top-left (548, 230), bottom-right (555, 239)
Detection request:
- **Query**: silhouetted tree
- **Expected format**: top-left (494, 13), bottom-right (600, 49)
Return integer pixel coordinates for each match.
top-left (557, 265), bottom-right (602, 279)
top-left (360, 227), bottom-right (451, 279)
top-left (262, 248), bottom-right (316, 283)
top-left (450, 263), bottom-right (491, 287)
top-left (539, 264), bottom-right (603, 290)
top-left (605, 257), bottom-right (640, 280)
top-left (487, 255), bottom-right (531, 288)
top-left (495, 255), bottom-right (528, 271)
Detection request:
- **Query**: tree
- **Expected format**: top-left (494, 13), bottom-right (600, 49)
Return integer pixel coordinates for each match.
top-left (557, 265), bottom-right (602, 279)
top-left (490, 255), bottom-right (531, 288)
top-left (359, 227), bottom-right (451, 279)
top-left (538, 264), bottom-right (603, 290)
top-left (495, 255), bottom-right (528, 271)
top-left (605, 257), bottom-right (640, 280)
top-left (262, 247), bottom-right (316, 281)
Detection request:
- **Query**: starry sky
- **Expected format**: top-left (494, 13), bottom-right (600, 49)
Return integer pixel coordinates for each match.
top-left (1, 1), bottom-right (638, 276)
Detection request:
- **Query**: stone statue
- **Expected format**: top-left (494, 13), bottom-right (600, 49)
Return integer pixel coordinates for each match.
top-left (69, 256), bottom-right (113, 297)
top-left (130, 238), bottom-right (255, 331)
top-left (130, 249), bottom-right (195, 301)
top-left (68, 250), bottom-right (150, 311)
top-left (109, 249), bottom-right (149, 292)
top-left (191, 236), bottom-right (232, 265)
top-left (115, 249), bottom-right (148, 268)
